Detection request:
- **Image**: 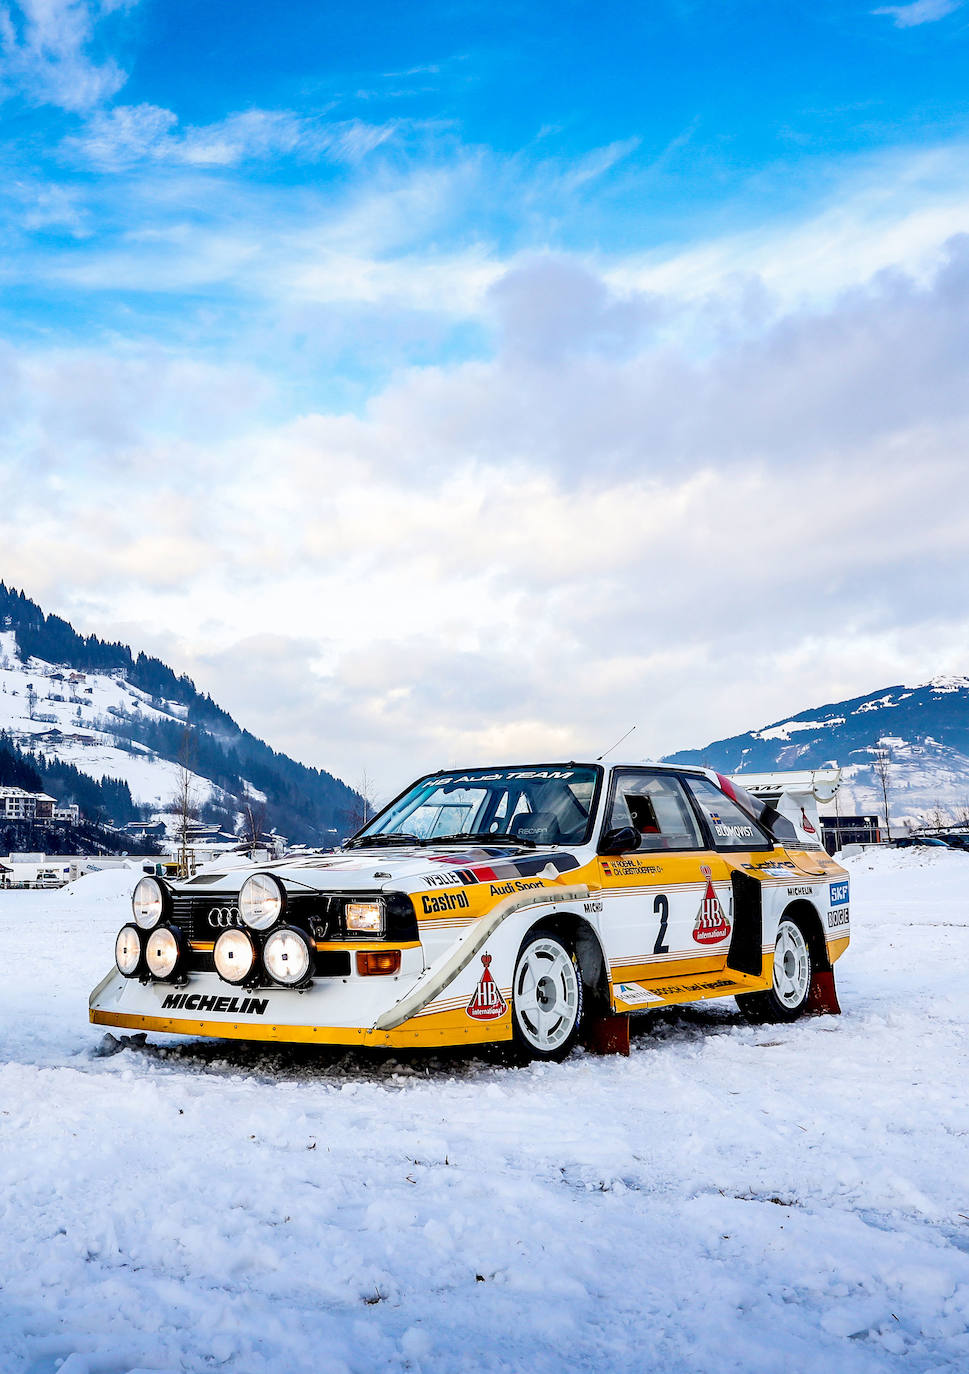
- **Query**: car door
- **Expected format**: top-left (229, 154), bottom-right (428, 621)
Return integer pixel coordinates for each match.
top-left (597, 768), bottom-right (734, 986)
top-left (679, 772), bottom-right (779, 973)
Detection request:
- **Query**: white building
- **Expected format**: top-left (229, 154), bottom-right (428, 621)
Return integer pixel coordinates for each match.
top-left (0, 787), bottom-right (57, 821)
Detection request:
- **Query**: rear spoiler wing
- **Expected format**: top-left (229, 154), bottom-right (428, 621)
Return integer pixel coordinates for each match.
top-left (717, 767), bottom-right (842, 848)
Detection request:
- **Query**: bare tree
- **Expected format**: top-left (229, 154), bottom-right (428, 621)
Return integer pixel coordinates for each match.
top-left (929, 803), bottom-right (949, 833)
top-left (871, 743), bottom-right (894, 842)
top-left (170, 728), bottom-right (200, 876)
top-left (343, 769), bottom-right (377, 837)
top-left (26, 683), bottom-right (37, 720)
top-left (241, 800), bottom-right (267, 855)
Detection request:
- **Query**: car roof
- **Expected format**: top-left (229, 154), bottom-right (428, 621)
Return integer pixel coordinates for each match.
top-left (423, 760), bottom-right (716, 779)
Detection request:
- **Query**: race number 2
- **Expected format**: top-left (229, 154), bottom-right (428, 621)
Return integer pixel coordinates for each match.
top-left (653, 893), bottom-right (670, 955)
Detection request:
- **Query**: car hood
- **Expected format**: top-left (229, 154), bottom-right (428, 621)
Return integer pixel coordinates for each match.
top-left (176, 844), bottom-right (584, 896)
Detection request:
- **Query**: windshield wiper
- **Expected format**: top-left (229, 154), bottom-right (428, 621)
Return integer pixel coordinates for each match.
top-left (345, 832), bottom-right (422, 849)
top-left (425, 831), bottom-right (537, 849)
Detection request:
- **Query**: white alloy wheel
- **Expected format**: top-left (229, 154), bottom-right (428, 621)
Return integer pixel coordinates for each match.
top-left (512, 932), bottom-right (582, 1059)
top-left (773, 918), bottom-right (811, 1010)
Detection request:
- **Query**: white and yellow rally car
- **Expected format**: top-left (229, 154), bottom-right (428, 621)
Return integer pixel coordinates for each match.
top-left (90, 762), bottom-right (850, 1059)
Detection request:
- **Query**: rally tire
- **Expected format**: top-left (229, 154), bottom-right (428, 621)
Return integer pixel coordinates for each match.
top-left (737, 915), bottom-right (814, 1024)
top-left (511, 928), bottom-right (583, 1062)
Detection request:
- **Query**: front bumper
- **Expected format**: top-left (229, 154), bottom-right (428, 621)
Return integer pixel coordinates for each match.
top-left (89, 948), bottom-right (512, 1049)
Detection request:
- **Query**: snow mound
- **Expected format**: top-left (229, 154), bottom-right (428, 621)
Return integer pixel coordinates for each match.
top-left (58, 864), bottom-right (138, 904)
top-left (839, 845), bottom-right (968, 874)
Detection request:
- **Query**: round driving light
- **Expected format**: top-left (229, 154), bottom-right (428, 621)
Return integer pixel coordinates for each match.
top-left (115, 924), bottom-right (143, 978)
top-left (132, 876), bottom-right (166, 930)
top-left (213, 928), bottom-right (257, 985)
top-left (262, 926), bottom-right (313, 987)
top-left (144, 926), bottom-right (184, 981)
top-left (238, 873), bottom-right (286, 931)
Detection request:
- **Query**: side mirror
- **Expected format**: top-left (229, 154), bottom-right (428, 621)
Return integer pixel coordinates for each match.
top-left (598, 826), bottom-right (640, 856)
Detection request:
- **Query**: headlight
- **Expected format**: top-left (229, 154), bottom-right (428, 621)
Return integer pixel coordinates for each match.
top-left (238, 873), bottom-right (286, 931)
top-left (115, 925), bottom-right (143, 977)
top-left (345, 900), bottom-right (384, 935)
top-left (262, 926), bottom-right (313, 987)
top-left (131, 876), bottom-right (166, 930)
top-left (144, 926), bottom-right (185, 981)
top-left (213, 928), bottom-right (257, 985)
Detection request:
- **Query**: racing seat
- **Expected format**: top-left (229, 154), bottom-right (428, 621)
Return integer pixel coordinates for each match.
top-left (509, 811), bottom-right (561, 844)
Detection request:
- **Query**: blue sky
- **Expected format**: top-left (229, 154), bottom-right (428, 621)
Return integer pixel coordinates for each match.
top-left (3, 1), bottom-right (967, 371)
top-left (2, 0), bottom-right (969, 794)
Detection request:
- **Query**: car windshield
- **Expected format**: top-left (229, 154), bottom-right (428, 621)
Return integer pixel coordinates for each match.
top-left (349, 765), bottom-right (601, 848)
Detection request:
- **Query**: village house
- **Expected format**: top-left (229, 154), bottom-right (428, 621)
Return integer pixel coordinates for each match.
top-left (0, 787), bottom-right (57, 821)
top-left (0, 787), bottom-right (79, 824)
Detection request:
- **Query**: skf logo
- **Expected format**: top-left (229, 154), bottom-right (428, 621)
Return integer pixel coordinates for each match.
top-left (829, 882), bottom-right (849, 907)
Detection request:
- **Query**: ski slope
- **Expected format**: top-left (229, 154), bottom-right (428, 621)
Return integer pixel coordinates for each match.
top-left (0, 850), bottom-right (967, 1373)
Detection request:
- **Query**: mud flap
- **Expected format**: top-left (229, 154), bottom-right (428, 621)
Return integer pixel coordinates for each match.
top-left (728, 869), bottom-right (763, 977)
top-left (806, 968), bottom-right (842, 1016)
top-left (583, 1012), bottom-right (631, 1056)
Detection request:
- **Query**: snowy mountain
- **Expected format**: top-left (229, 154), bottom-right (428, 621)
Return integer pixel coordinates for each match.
top-left (0, 584), bottom-right (360, 845)
top-left (664, 676), bottom-right (969, 827)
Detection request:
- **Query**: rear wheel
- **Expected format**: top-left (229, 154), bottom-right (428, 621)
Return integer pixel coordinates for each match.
top-left (737, 916), bottom-right (813, 1023)
top-left (511, 929), bottom-right (583, 1061)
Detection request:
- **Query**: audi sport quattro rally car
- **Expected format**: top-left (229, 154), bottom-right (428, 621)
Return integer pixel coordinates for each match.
top-left (90, 762), bottom-right (850, 1059)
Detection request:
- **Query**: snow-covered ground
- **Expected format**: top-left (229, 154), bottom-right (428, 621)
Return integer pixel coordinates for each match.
top-left (1, 850), bottom-right (968, 1374)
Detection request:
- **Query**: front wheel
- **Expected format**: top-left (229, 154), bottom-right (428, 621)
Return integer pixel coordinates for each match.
top-left (511, 929), bottom-right (583, 1061)
top-left (737, 916), bottom-right (813, 1024)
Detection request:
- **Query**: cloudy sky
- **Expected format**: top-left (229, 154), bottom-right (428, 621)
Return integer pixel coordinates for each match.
top-left (2, 0), bottom-right (968, 800)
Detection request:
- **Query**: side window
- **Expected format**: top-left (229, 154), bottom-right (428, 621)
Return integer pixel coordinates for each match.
top-left (607, 771), bottom-right (703, 851)
top-left (684, 776), bottom-right (770, 850)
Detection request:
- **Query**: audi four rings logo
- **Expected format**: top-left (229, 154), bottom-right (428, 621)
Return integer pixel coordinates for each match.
top-left (207, 906), bottom-right (242, 928)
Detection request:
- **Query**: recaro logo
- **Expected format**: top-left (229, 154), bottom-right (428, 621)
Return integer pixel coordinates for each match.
top-left (207, 906), bottom-right (242, 929)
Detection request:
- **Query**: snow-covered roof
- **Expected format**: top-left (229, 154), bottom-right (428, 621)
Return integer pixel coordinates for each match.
top-left (0, 787), bottom-right (57, 802)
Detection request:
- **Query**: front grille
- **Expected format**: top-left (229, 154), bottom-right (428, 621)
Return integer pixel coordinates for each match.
top-left (169, 891), bottom-right (329, 942)
top-left (169, 892), bottom-right (223, 943)
top-left (166, 886), bottom-right (417, 970)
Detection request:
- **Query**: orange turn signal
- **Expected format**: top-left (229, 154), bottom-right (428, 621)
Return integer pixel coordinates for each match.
top-left (356, 949), bottom-right (402, 977)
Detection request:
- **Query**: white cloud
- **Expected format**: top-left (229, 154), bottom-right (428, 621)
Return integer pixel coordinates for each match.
top-left (0, 0), bottom-right (131, 111)
top-left (872, 0), bottom-right (961, 27)
top-left (3, 228), bottom-right (969, 795)
top-left (2, 133), bottom-right (969, 794)
top-left (67, 103), bottom-right (399, 169)
top-left (608, 145), bottom-right (969, 314)
top-left (557, 136), bottom-right (641, 191)
top-left (2, 135), bottom-right (962, 359)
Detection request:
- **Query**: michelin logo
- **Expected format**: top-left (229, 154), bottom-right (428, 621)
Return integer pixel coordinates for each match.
top-left (161, 992), bottom-right (269, 1016)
